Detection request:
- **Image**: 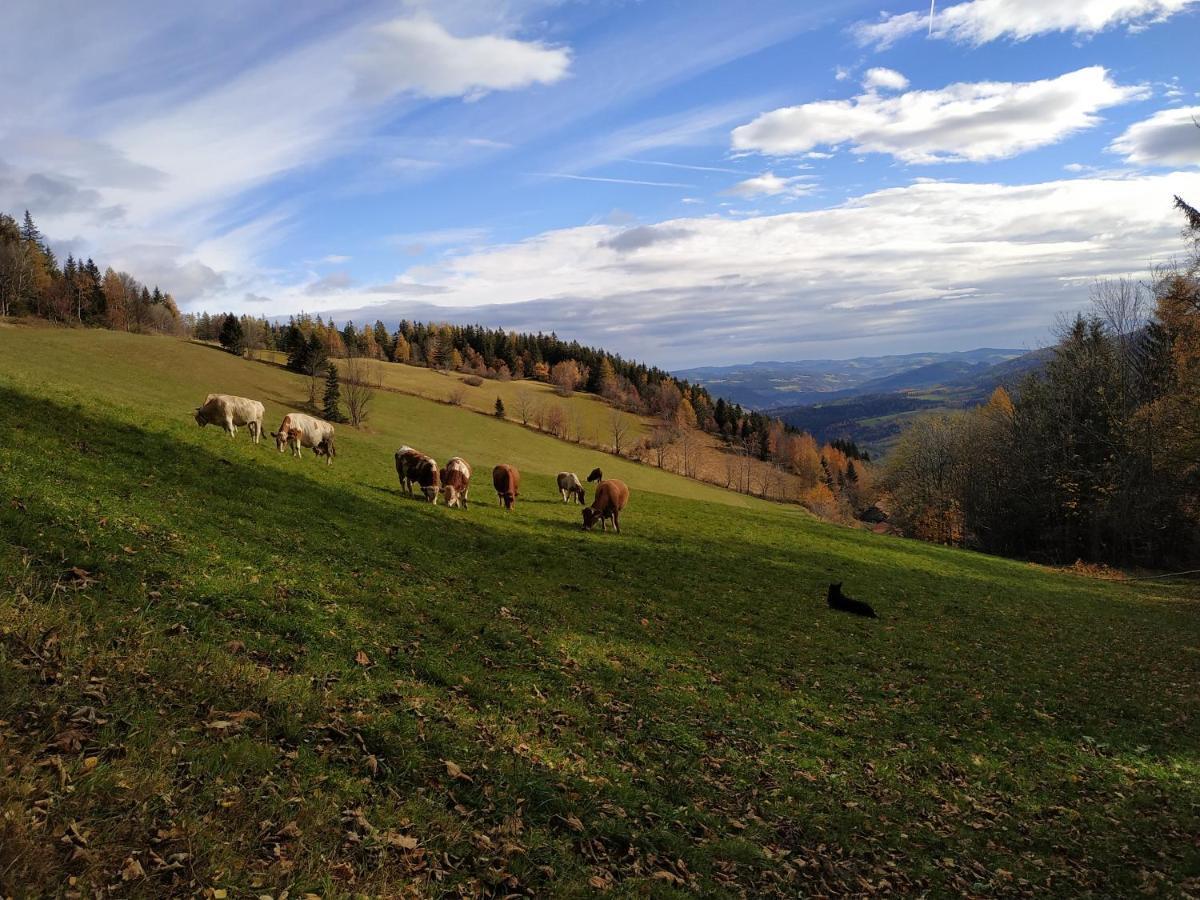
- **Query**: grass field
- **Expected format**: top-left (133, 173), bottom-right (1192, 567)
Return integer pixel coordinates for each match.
top-left (1, 327), bottom-right (1198, 897)
top-left (251, 347), bottom-right (651, 451)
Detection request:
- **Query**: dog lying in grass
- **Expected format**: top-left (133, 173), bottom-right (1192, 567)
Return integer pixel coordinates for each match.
top-left (827, 582), bottom-right (878, 619)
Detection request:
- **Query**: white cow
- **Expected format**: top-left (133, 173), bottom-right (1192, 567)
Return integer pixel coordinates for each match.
top-left (271, 412), bottom-right (336, 465)
top-left (194, 394), bottom-right (264, 444)
top-left (557, 471), bottom-right (585, 504)
top-left (440, 457), bottom-right (472, 508)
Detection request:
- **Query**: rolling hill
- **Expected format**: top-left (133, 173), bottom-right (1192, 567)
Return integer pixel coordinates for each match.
top-left (675, 348), bottom-right (1027, 410)
top-left (1, 327), bottom-right (1197, 896)
top-left (774, 349), bottom-right (1053, 456)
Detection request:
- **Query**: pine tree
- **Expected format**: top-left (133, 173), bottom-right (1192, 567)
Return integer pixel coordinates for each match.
top-left (494, 397), bottom-right (506, 418)
top-left (218, 313), bottom-right (244, 354)
top-left (20, 210), bottom-right (40, 245)
top-left (846, 459), bottom-right (858, 483)
top-left (323, 363), bottom-right (344, 422)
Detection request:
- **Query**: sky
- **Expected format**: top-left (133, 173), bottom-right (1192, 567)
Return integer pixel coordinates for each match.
top-left (2, 0), bottom-right (1199, 368)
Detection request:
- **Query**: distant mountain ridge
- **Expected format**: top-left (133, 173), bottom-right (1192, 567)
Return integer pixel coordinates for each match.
top-left (675, 348), bottom-right (1027, 410)
top-left (678, 347), bottom-right (1049, 457)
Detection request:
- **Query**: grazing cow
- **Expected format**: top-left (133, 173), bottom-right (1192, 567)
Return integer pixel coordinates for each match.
top-left (270, 413), bottom-right (335, 465)
top-left (557, 472), bottom-right (586, 504)
top-left (586, 467), bottom-right (603, 483)
top-left (582, 479), bottom-right (629, 533)
top-left (194, 394), bottom-right (264, 443)
top-left (314, 435), bottom-right (336, 463)
top-left (395, 446), bottom-right (440, 502)
top-left (492, 464), bottom-right (520, 510)
top-left (440, 457), bottom-right (472, 508)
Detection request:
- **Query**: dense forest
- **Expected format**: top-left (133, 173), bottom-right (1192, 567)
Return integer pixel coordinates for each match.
top-left (883, 196), bottom-right (1200, 567)
top-left (0, 210), bottom-right (183, 333)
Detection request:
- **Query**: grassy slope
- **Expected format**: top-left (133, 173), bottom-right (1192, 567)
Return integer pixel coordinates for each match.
top-left (1, 328), bottom-right (1197, 897)
top-left (252, 348), bottom-right (650, 450)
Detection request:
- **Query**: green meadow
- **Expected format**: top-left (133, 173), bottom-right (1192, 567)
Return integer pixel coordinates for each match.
top-left (1, 327), bottom-right (1197, 897)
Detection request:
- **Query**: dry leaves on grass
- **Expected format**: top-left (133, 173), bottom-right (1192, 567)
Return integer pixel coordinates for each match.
top-left (205, 710), bottom-right (261, 734)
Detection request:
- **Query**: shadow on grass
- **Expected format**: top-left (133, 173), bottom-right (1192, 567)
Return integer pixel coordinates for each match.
top-left (3, 382), bottom-right (1197, 756)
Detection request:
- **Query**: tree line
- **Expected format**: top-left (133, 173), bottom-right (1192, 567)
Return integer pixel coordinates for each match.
top-left (0, 210), bottom-right (183, 333)
top-left (883, 197), bottom-right (1200, 567)
top-left (193, 311), bottom-right (803, 455)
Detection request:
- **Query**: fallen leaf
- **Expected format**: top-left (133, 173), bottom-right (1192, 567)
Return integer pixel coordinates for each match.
top-left (444, 759), bottom-right (473, 782)
top-left (386, 833), bottom-right (419, 850)
top-left (121, 857), bottom-right (145, 881)
top-left (354, 650), bottom-right (371, 667)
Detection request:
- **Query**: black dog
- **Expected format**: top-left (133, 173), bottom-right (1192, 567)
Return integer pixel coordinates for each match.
top-left (827, 582), bottom-right (878, 619)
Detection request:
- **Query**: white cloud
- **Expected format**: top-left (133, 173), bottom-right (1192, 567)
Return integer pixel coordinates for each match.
top-left (731, 67), bottom-right (1143, 164)
top-left (863, 67), bottom-right (909, 92)
top-left (1110, 106), bottom-right (1200, 167)
top-left (725, 172), bottom-right (814, 197)
top-left (856, 0), bottom-right (1198, 48)
top-left (299, 171), bottom-right (1200, 366)
top-left (353, 17), bottom-right (569, 101)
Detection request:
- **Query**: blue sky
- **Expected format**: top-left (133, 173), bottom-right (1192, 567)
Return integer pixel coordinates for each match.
top-left (2, 0), bottom-right (1199, 367)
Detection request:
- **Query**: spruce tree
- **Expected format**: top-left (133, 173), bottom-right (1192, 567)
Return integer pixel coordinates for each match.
top-left (494, 397), bottom-right (506, 418)
top-left (20, 210), bottom-right (40, 245)
top-left (218, 313), bottom-right (244, 354)
top-left (323, 363), bottom-right (343, 422)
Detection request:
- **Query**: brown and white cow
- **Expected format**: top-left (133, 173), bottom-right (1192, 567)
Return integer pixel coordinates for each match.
top-left (194, 394), bottom-right (264, 443)
top-left (440, 457), bottom-right (472, 508)
top-left (557, 472), bottom-right (586, 504)
top-left (396, 446), bottom-right (440, 502)
top-left (492, 464), bottom-right (520, 510)
top-left (271, 413), bottom-right (336, 464)
top-left (582, 479), bottom-right (629, 533)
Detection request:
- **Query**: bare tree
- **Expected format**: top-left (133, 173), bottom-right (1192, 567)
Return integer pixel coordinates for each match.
top-left (303, 349), bottom-right (328, 408)
top-left (343, 349), bottom-right (380, 425)
top-left (545, 404), bottom-right (568, 438)
top-left (677, 427), bottom-right (698, 478)
top-left (515, 390), bottom-right (535, 426)
top-left (608, 409), bottom-right (631, 456)
top-left (447, 385), bottom-right (467, 406)
top-left (570, 406), bottom-right (588, 444)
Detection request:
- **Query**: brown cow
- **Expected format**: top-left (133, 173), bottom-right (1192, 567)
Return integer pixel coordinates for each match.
top-left (492, 464), bottom-right (520, 510)
top-left (582, 479), bottom-right (629, 533)
top-left (440, 457), bottom-right (472, 509)
top-left (395, 446), bottom-right (440, 502)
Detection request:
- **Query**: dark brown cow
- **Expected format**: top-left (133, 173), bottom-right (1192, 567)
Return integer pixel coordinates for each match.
top-left (492, 464), bottom-right (520, 510)
top-left (583, 479), bottom-right (629, 533)
top-left (395, 446), bottom-right (440, 502)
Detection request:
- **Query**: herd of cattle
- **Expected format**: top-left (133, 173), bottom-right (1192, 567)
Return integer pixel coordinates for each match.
top-left (194, 392), bottom-right (630, 532)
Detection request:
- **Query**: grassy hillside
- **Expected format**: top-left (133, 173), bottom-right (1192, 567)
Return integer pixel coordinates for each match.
top-left (252, 347), bottom-right (652, 450)
top-left (1, 327), bottom-right (1198, 897)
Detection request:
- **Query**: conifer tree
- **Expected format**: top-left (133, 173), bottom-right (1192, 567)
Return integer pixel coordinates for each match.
top-left (323, 363), bottom-right (344, 422)
top-left (218, 313), bottom-right (244, 354)
top-left (495, 397), bottom-right (506, 418)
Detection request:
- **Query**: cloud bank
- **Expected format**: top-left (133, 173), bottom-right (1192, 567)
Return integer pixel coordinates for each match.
top-left (856, 0), bottom-right (1197, 49)
top-left (731, 67), bottom-right (1143, 163)
top-left (310, 171), bottom-right (1200, 366)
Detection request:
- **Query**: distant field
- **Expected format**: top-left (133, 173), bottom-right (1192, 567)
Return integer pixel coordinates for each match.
top-left (253, 347), bottom-right (652, 450)
top-left (1, 327), bottom-right (1198, 897)
top-left (252, 345), bottom-right (814, 503)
